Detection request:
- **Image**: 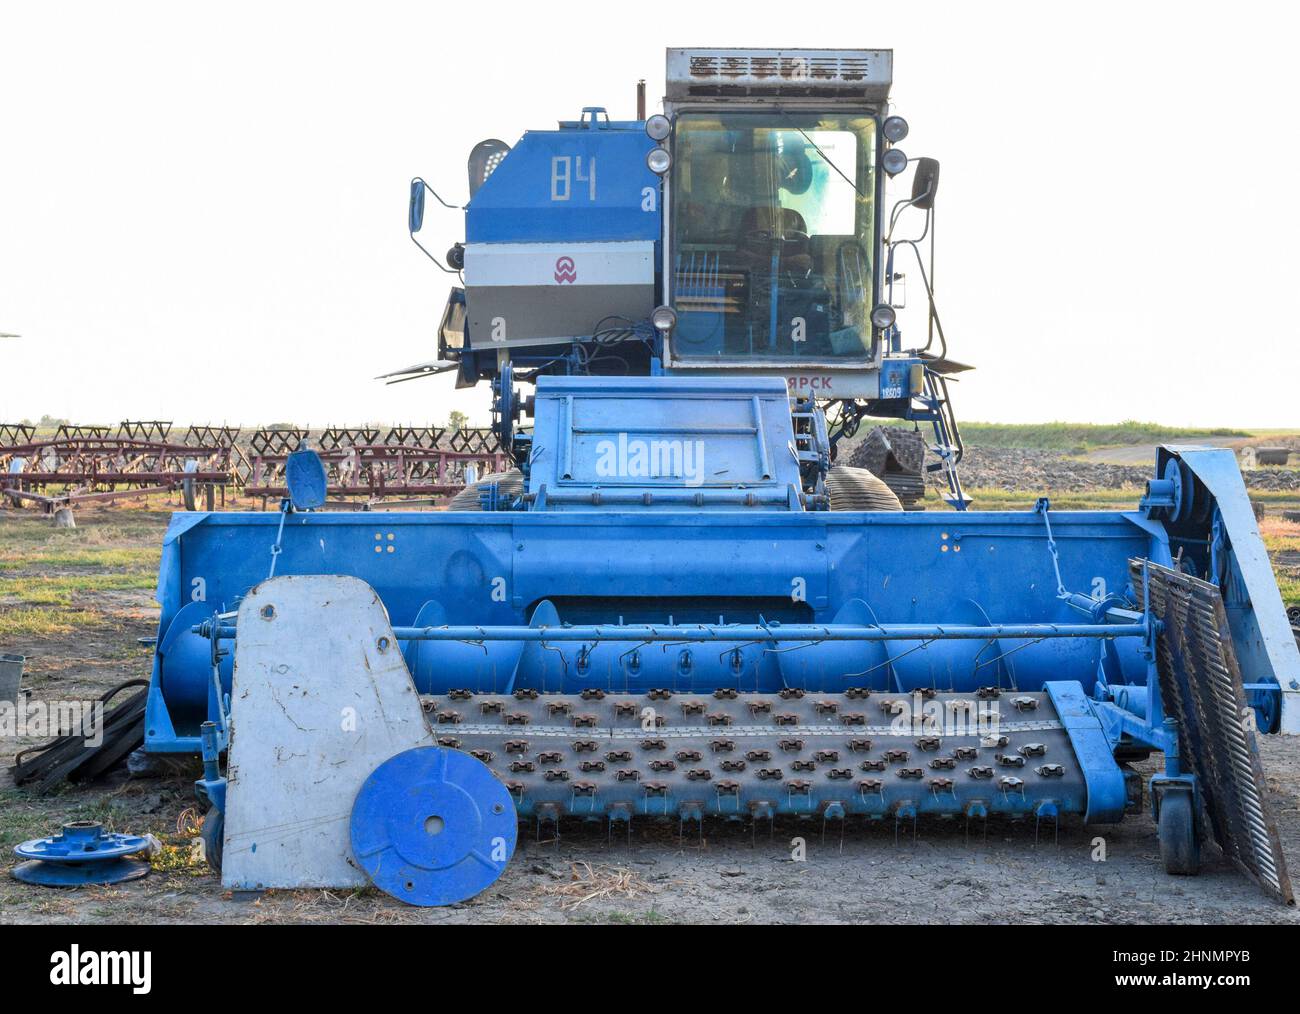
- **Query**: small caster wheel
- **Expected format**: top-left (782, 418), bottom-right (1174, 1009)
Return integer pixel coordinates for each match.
top-left (201, 807), bottom-right (224, 873)
top-left (1158, 790), bottom-right (1199, 876)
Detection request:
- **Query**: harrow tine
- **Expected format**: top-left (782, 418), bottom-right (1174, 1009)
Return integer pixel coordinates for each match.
top-left (896, 811), bottom-right (915, 845)
top-left (1032, 807), bottom-right (1059, 848)
top-left (820, 813), bottom-right (845, 854)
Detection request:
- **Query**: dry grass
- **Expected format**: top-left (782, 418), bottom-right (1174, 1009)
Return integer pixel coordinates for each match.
top-left (1260, 518), bottom-right (1300, 609)
top-left (1278, 577), bottom-right (1300, 608)
top-left (0, 510), bottom-right (167, 559)
top-left (959, 487), bottom-right (1143, 511)
top-left (1260, 518), bottom-right (1300, 554)
top-left (537, 861), bottom-right (659, 911)
top-left (0, 547), bottom-right (161, 571)
top-left (948, 420), bottom-right (1252, 452)
top-left (0, 510), bottom-right (162, 635)
top-left (0, 572), bottom-right (156, 606)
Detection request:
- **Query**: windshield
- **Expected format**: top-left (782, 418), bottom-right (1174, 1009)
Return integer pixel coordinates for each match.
top-left (670, 111), bottom-right (878, 363)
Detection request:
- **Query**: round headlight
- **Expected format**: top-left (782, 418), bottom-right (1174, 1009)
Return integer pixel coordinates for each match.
top-left (645, 114), bottom-right (671, 141)
top-left (870, 304), bottom-right (897, 331)
top-left (882, 115), bottom-right (909, 143)
top-left (881, 148), bottom-right (908, 177)
top-left (651, 305), bottom-right (678, 333)
top-left (646, 146), bottom-right (672, 175)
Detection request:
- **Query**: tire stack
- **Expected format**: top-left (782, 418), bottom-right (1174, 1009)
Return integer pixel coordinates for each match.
top-left (825, 465), bottom-right (903, 511)
top-left (844, 426), bottom-right (929, 508)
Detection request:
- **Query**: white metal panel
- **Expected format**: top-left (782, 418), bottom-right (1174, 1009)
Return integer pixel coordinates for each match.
top-left (661, 366), bottom-right (882, 399)
top-left (464, 241), bottom-right (654, 287)
top-left (666, 48), bottom-right (892, 102)
top-left (221, 575), bottom-right (433, 890)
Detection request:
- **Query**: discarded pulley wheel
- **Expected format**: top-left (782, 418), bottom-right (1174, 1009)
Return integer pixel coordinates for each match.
top-left (350, 746), bottom-right (517, 907)
top-left (11, 821), bottom-right (151, 887)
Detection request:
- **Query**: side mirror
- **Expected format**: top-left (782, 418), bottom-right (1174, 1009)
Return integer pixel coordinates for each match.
top-left (910, 157), bottom-right (940, 210)
top-left (409, 179), bottom-right (426, 233)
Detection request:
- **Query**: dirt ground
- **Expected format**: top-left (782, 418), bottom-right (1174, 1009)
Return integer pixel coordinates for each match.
top-left (2, 500), bottom-right (1300, 925)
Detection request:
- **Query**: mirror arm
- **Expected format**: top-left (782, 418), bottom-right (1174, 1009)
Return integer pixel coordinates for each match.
top-left (886, 194), bottom-right (930, 244)
top-left (412, 177), bottom-right (462, 211)
top-left (409, 177), bottom-right (464, 274)
top-left (410, 232), bottom-right (461, 274)
top-left (889, 237), bottom-right (946, 359)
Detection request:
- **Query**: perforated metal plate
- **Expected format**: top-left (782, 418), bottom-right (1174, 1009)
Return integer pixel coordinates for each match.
top-left (1131, 559), bottom-right (1294, 903)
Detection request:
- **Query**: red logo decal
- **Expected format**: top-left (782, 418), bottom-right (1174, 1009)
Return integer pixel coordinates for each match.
top-left (553, 256), bottom-right (577, 284)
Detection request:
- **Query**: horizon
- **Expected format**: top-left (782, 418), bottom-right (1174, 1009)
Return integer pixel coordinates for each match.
top-left (4, 414), bottom-right (1286, 438)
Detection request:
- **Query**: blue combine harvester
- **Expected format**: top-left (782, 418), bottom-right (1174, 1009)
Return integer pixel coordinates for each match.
top-left (145, 49), bottom-right (1296, 905)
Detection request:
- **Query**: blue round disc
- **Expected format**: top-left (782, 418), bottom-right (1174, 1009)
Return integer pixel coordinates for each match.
top-left (350, 746), bottom-right (517, 907)
top-left (14, 822), bottom-right (150, 864)
top-left (12, 857), bottom-right (150, 887)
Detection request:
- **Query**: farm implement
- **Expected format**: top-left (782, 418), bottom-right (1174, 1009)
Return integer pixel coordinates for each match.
top-left (136, 48), bottom-right (1296, 906)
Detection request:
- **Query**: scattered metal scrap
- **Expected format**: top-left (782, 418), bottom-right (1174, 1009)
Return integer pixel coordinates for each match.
top-left (1242, 446), bottom-right (1292, 468)
top-left (0, 653), bottom-right (23, 705)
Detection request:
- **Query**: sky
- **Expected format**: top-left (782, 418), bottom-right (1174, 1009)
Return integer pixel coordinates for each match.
top-left (0, 1), bottom-right (1296, 429)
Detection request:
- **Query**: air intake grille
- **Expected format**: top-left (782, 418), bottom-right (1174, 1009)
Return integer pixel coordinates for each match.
top-left (1131, 558), bottom-right (1294, 903)
top-left (667, 49), bottom-right (891, 103)
top-left (686, 52), bottom-right (873, 83)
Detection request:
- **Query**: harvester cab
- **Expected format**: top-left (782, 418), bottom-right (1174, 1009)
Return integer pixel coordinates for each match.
top-left (400, 47), bottom-right (967, 509)
top-left (144, 48), bottom-right (1299, 908)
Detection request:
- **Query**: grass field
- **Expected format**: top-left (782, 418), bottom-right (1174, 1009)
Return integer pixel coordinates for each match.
top-left (0, 511), bottom-right (162, 639)
top-left (956, 420), bottom-right (1253, 452)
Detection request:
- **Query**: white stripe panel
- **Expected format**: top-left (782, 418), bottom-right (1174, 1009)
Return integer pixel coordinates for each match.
top-left (464, 241), bottom-right (654, 287)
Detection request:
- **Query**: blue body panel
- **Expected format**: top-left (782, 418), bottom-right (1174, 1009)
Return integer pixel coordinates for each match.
top-left (1045, 681), bottom-right (1128, 822)
top-left (144, 445), bottom-right (1294, 843)
top-left (466, 127), bottom-right (661, 244)
top-left (146, 506), bottom-right (1157, 753)
top-left (528, 375), bottom-right (803, 510)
